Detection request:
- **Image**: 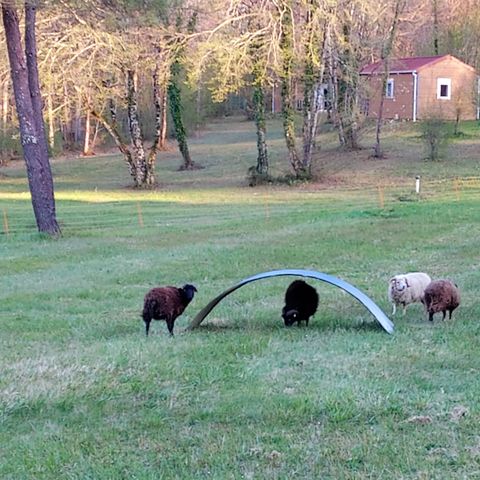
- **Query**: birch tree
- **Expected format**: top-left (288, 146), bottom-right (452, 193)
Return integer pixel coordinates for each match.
top-left (301, 0), bottom-right (329, 173)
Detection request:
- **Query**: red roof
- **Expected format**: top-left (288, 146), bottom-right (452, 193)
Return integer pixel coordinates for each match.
top-left (360, 55), bottom-right (450, 75)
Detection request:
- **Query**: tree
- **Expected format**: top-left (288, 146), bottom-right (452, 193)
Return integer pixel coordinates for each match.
top-left (237, 0), bottom-right (270, 179)
top-left (278, 0), bottom-right (302, 176)
top-left (372, 0), bottom-right (405, 158)
top-left (167, 13), bottom-right (198, 171)
top-left (301, 0), bottom-right (327, 176)
top-left (2, 2), bottom-right (60, 236)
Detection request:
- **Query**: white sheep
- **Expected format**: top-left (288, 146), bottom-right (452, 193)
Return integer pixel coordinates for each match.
top-left (388, 272), bottom-right (432, 315)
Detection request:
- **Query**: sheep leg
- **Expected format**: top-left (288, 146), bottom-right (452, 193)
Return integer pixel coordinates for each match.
top-left (402, 303), bottom-right (407, 316)
top-left (428, 311), bottom-right (434, 322)
top-left (391, 303), bottom-right (396, 316)
top-left (442, 310), bottom-right (446, 321)
top-left (144, 319), bottom-right (151, 336)
top-left (166, 317), bottom-right (175, 336)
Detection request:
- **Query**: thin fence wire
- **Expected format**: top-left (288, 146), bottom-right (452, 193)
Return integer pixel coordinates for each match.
top-left (1, 177), bottom-right (480, 236)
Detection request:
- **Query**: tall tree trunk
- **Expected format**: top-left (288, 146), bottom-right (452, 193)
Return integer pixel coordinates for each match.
top-left (47, 89), bottom-right (55, 151)
top-left (62, 79), bottom-right (73, 149)
top-left (332, 17), bottom-right (361, 151)
top-left (126, 69), bottom-right (149, 186)
top-left (195, 81), bottom-right (201, 137)
top-left (279, 1), bottom-right (302, 176)
top-left (373, 0), bottom-right (404, 158)
top-left (74, 93), bottom-right (81, 144)
top-left (432, 0), bottom-right (439, 55)
top-left (25, 4), bottom-right (48, 155)
top-left (302, 6), bottom-right (327, 176)
top-left (250, 38), bottom-right (269, 176)
top-left (168, 60), bottom-right (196, 170)
top-left (328, 48), bottom-right (346, 147)
top-left (146, 68), bottom-right (162, 186)
top-left (252, 83), bottom-right (269, 175)
top-left (2, 4), bottom-right (60, 236)
top-left (159, 85), bottom-right (167, 150)
top-left (302, 79), bottom-right (321, 174)
top-left (83, 108), bottom-right (91, 155)
top-left (91, 118), bottom-right (100, 152)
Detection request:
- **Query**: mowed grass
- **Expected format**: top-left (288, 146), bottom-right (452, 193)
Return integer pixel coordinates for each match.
top-left (1, 118), bottom-right (480, 478)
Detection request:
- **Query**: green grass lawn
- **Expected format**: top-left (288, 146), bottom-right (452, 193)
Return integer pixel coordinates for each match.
top-left (1, 118), bottom-right (480, 479)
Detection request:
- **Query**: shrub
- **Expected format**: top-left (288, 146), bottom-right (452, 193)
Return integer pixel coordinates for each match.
top-left (419, 116), bottom-right (450, 161)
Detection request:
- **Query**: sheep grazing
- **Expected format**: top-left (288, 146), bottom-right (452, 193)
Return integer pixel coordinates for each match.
top-left (424, 279), bottom-right (460, 322)
top-left (282, 280), bottom-right (319, 327)
top-left (388, 272), bottom-right (431, 316)
top-left (142, 284), bottom-right (197, 336)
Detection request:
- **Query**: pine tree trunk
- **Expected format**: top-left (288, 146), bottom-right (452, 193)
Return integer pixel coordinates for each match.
top-left (3, 4), bottom-right (60, 236)
top-left (25, 5), bottom-right (48, 155)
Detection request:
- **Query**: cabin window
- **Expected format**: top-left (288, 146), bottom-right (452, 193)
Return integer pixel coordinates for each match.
top-left (386, 79), bottom-right (394, 98)
top-left (437, 78), bottom-right (451, 100)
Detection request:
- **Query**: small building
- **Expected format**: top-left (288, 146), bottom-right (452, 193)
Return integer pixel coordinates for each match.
top-left (360, 54), bottom-right (479, 121)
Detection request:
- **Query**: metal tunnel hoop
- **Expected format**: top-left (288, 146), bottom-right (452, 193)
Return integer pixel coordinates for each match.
top-left (187, 269), bottom-right (394, 334)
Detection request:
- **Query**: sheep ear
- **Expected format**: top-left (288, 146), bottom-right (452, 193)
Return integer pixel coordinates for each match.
top-left (389, 277), bottom-right (396, 284)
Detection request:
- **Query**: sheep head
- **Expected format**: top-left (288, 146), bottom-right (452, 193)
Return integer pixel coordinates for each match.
top-left (282, 308), bottom-right (299, 326)
top-left (182, 284), bottom-right (198, 302)
top-left (390, 276), bottom-right (408, 293)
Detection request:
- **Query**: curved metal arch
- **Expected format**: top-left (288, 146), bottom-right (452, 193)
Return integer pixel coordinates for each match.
top-left (187, 269), bottom-right (394, 334)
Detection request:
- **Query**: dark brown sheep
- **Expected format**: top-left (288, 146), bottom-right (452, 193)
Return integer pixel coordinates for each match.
top-left (142, 284), bottom-right (197, 336)
top-left (424, 279), bottom-right (460, 322)
top-left (282, 280), bottom-right (319, 327)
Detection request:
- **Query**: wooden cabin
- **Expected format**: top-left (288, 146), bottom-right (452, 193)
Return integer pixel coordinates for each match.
top-left (360, 55), bottom-right (479, 121)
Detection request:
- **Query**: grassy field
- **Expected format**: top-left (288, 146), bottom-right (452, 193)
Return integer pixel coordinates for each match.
top-left (1, 118), bottom-right (480, 479)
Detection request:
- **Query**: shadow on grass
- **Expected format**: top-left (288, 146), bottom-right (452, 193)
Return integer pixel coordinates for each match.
top-left (191, 318), bottom-right (389, 335)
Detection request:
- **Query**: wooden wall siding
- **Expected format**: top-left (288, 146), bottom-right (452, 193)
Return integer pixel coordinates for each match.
top-left (361, 56), bottom-right (478, 121)
top-left (417, 58), bottom-right (477, 120)
top-left (363, 73), bottom-right (414, 120)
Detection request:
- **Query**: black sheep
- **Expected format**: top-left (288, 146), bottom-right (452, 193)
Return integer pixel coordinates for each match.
top-left (282, 280), bottom-right (319, 327)
top-left (142, 284), bottom-right (197, 336)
